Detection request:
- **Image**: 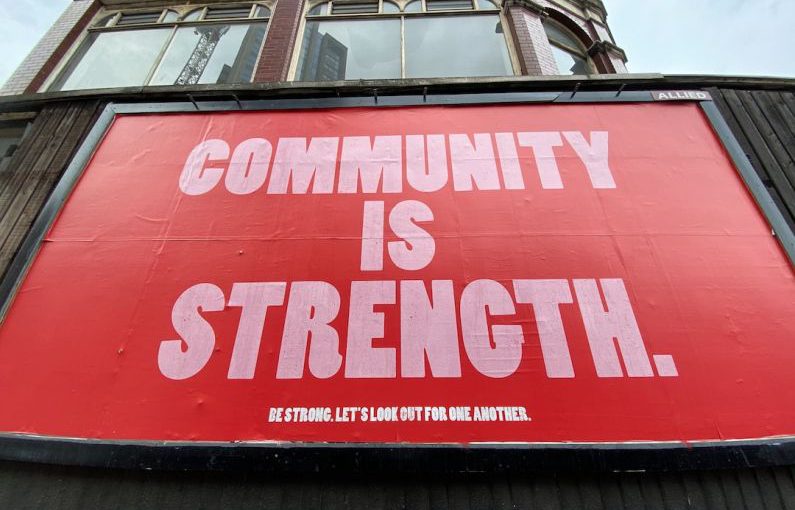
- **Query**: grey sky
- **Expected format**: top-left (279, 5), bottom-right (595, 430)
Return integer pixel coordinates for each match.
top-left (0, 0), bottom-right (794, 86)
top-left (0, 0), bottom-right (71, 85)
top-left (605, 0), bottom-right (795, 77)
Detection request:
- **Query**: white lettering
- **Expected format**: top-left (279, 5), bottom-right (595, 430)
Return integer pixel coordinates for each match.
top-left (227, 282), bottom-right (286, 379)
top-left (573, 278), bottom-right (653, 377)
top-left (179, 140), bottom-right (229, 195)
top-left (277, 281), bottom-right (343, 379)
top-left (158, 283), bottom-right (225, 380)
top-left (460, 279), bottom-right (523, 378)
top-left (345, 281), bottom-right (397, 378)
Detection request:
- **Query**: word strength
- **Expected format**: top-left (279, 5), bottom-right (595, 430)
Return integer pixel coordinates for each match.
top-left (268, 406), bottom-right (531, 423)
top-left (158, 277), bottom-right (678, 381)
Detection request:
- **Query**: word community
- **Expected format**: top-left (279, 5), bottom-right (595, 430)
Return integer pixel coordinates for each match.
top-left (179, 130), bottom-right (616, 195)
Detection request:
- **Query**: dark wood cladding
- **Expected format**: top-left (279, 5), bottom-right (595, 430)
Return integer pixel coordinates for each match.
top-left (710, 88), bottom-right (795, 231)
top-left (0, 100), bottom-right (104, 281)
top-left (1, 459), bottom-right (795, 510)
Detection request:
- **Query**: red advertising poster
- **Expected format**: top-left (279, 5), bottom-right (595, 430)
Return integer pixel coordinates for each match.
top-left (0, 103), bottom-right (793, 444)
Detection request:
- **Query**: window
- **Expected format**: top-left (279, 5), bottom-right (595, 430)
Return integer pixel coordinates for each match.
top-left (0, 119), bottom-right (33, 174)
top-left (544, 20), bottom-right (593, 75)
top-left (51, 4), bottom-right (271, 91)
top-left (296, 0), bottom-right (512, 81)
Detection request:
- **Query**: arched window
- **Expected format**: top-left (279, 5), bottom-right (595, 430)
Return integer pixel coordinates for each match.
top-left (543, 19), bottom-right (593, 75)
top-left (51, 3), bottom-right (273, 91)
top-left (295, 0), bottom-right (512, 81)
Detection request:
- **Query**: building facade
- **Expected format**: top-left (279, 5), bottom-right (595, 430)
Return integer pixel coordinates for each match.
top-left (1, 1), bottom-right (795, 509)
top-left (1, 0), bottom-right (627, 96)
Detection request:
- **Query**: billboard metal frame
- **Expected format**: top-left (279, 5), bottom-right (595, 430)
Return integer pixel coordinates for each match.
top-left (0, 90), bottom-right (792, 473)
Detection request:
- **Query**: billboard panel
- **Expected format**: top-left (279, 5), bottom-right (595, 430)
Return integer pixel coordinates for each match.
top-left (0, 103), bottom-right (793, 444)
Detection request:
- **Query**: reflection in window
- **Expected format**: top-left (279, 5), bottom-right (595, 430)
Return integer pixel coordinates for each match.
top-left (544, 20), bottom-right (593, 75)
top-left (297, 0), bottom-right (513, 81)
top-left (151, 24), bottom-right (268, 85)
top-left (53, 29), bottom-right (173, 90)
top-left (404, 16), bottom-right (511, 78)
top-left (51, 4), bottom-right (271, 91)
top-left (550, 45), bottom-right (589, 75)
top-left (297, 20), bottom-right (400, 80)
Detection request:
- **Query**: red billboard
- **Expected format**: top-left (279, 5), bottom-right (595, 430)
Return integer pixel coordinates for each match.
top-left (0, 102), bottom-right (793, 444)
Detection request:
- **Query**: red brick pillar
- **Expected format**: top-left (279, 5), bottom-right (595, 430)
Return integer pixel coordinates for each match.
top-left (253, 0), bottom-right (305, 83)
top-left (504, 0), bottom-right (558, 76)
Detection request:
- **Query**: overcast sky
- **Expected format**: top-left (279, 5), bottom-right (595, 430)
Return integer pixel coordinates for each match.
top-left (604, 0), bottom-right (795, 77)
top-left (0, 0), bottom-right (71, 85)
top-left (1, 0), bottom-right (794, 86)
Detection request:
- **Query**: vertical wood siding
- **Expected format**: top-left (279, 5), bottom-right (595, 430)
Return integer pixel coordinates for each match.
top-left (0, 100), bottom-right (103, 281)
top-left (2, 460), bottom-right (795, 510)
top-left (710, 88), bottom-right (795, 232)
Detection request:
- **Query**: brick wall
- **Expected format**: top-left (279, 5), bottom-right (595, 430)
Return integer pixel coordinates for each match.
top-left (506, 0), bottom-right (628, 76)
top-left (253, 0), bottom-right (304, 82)
top-left (1, 0), bottom-right (97, 96)
top-left (507, 4), bottom-right (558, 76)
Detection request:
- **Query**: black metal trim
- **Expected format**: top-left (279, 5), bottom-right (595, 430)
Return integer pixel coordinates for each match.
top-left (1, 433), bottom-right (795, 474)
top-left (700, 100), bottom-right (795, 265)
top-left (107, 90), bottom-right (654, 114)
top-left (0, 104), bottom-right (117, 319)
top-left (0, 92), bottom-right (791, 474)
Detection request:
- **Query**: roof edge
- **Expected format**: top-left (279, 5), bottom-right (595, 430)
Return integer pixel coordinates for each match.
top-left (1, 73), bottom-right (793, 112)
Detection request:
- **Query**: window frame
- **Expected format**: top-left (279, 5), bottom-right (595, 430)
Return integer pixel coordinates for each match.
top-left (543, 18), bottom-right (595, 76)
top-left (49, 3), bottom-right (275, 91)
top-left (291, 0), bottom-right (518, 81)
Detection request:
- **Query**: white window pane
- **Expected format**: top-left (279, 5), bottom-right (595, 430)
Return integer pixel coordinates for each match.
top-left (550, 45), bottom-right (589, 75)
top-left (475, 0), bottom-right (498, 10)
top-left (297, 19), bottom-right (400, 80)
top-left (253, 6), bottom-right (271, 17)
top-left (382, 1), bottom-right (400, 13)
top-left (183, 9), bottom-right (203, 21)
top-left (150, 23), bottom-right (268, 85)
top-left (405, 15), bottom-right (512, 78)
top-left (544, 21), bottom-right (582, 51)
top-left (54, 28), bottom-right (172, 90)
top-left (162, 10), bottom-right (179, 22)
